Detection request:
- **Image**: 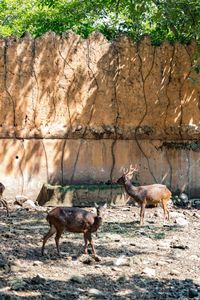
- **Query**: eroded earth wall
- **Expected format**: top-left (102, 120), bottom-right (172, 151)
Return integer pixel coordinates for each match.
top-left (0, 32), bottom-right (199, 200)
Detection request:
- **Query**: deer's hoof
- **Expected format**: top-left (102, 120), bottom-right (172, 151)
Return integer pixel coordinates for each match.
top-left (93, 255), bottom-right (101, 262)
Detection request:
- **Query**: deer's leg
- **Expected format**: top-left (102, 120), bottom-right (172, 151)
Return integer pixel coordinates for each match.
top-left (0, 197), bottom-right (9, 216)
top-left (55, 227), bottom-right (64, 256)
top-left (87, 232), bottom-right (96, 257)
top-left (140, 201), bottom-right (146, 225)
top-left (41, 225), bottom-right (56, 255)
top-left (162, 200), bottom-right (170, 221)
top-left (83, 232), bottom-right (89, 254)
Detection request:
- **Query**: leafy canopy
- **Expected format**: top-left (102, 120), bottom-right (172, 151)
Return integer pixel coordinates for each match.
top-left (0, 0), bottom-right (199, 44)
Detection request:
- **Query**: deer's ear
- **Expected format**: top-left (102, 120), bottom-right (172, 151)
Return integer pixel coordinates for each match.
top-left (94, 202), bottom-right (99, 208)
top-left (103, 203), bottom-right (107, 209)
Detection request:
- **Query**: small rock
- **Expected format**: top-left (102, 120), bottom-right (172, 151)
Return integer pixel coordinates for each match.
top-left (88, 288), bottom-right (104, 297)
top-left (170, 241), bottom-right (188, 250)
top-left (175, 217), bottom-right (189, 227)
top-left (70, 275), bottom-right (84, 284)
top-left (31, 274), bottom-right (46, 285)
top-left (173, 197), bottom-right (182, 206)
top-left (193, 212), bottom-right (200, 219)
top-left (94, 264), bottom-right (101, 269)
top-left (113, 255), bottom-right (130, 267)
top-left (190, 199), bottom-right (200, 209)
top-left (111, 266), bottom-right (121, 272)
top-left (169, 269), bottom-right (180, 276)
top-left (179, 193), bottom-right (188, 202)
top-left (117, 274), bottom-right (129, 282)
top-left (14, 195), bottom-right (28, 206)
top-left (142, 267), bottom-right (156, 277)
top-left (188, 288), bottom-right (199, 298)
top-left (76, 125), bottom-right (82, 131)
top-left (121, 207), bottom-right (130, 211)
top-left (33, 260), bottom-right (43, 266)
top-left (156, 261), bottom-right (168, 266)
top-left (23, 199), bottom-right (36, 209)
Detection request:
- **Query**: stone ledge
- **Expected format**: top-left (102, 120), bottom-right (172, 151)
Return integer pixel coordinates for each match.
top-left (36, 183), bottom-right (128, 207)
top-left (0, 125), bottom-right (199, 140)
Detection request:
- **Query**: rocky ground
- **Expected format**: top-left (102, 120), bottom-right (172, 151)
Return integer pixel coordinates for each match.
top-left (0, 203), bottom-right (200, 300)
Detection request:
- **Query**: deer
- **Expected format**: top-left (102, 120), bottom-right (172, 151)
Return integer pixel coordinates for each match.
top-left (0, 182), bottom-right (9, 216)
top-left (41, 203), bottom-right (107, 259)
top-left (116, 165), bottom-right (171, 225)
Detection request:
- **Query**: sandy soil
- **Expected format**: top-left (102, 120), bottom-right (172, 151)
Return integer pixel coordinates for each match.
top-left (0, 204), bottom-right (200, 299)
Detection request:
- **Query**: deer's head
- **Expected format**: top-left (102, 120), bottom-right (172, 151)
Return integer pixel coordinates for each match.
top-left (117, 164), bottom-right (138, 185)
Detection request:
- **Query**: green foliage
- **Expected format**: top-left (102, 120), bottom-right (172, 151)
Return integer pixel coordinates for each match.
top-left (0, 0), bottom-right (199, 44)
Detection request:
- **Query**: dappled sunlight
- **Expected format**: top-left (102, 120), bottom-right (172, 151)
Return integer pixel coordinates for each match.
top-left (0, 33), bottom-right (199, 198)
top-left (1, 206), bottom-right (200, 299)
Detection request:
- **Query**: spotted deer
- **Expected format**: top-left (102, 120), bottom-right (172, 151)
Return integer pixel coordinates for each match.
top-left (42, 203), bottom-right (107, 258)
top-left (117, 165), bottom-right (171, 225)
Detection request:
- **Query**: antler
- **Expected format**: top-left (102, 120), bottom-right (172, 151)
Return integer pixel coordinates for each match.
top-left (123, 167), bottom-right (129, 175)
top-left (123, 164), bottom-right (138, 176)
top-left (129, 164), bottom-right (138, 174)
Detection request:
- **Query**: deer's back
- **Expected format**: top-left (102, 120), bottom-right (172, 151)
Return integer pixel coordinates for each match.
top-left (140, 184), bottom-right (171, 203)
top-left (47, 207), bottom-right (96, 233)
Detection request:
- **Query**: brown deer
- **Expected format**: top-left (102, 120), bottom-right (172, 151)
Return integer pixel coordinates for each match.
top-left (42, 203), bottom-right (107, 258)
top-left (116, 165), bottom-right (171, 225)
top-left (0, 182), bottom-right (9, 216)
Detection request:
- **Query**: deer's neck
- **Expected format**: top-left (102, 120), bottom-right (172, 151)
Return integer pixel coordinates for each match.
top-left (93, 216), bottom-right (103, 232)
top-left (123, 179), bottom-right (138, 197)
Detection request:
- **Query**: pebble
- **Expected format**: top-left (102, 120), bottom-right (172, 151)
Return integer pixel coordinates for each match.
top-left (23, 199), bottom-right (36, 209)
top-left (30, 274), bottom-right (46, 285)
top-left (117, 274), bottom-right (129, 282)
top-left (175, 217), bottom-right (189, 227)
top-left (14, 195), bottom-right (28, 205)
top-left (111, 266), bottom-right (121, 272)
top-left (188, 288), bottom-right (199, 298)
top-left (33, 260), bottom-right (44, 266)
top-left (157, 240), bottom-right (171, 250)
top-left (156, 261), bottom-right (168, 266)
top-left (113, 255), bottom-right (130, 267)
top-left (170, 241), bottom-right (189, 250)
top-left (88, 288), bottom-right (104, 297)
top-left (142, 267), bottom-right (156, 277)
top-left (190, 199), bottom-right (200, 209)
top-left (169, 269), bottom-right (180, 276)
top-left (70, 275), bottom-right (84, 284)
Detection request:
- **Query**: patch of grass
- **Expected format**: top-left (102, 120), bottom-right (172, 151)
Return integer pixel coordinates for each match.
top-left (60, 183), bottom-right (122, 193)
top-left (152, 232), bottom-right (166, 240)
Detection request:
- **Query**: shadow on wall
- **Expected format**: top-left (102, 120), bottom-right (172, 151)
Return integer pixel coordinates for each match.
top-left (0, 32), bottom-right (199, 197)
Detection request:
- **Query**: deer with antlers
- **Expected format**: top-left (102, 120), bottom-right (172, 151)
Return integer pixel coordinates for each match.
top-left (116, 165), bottom-right (171, 225)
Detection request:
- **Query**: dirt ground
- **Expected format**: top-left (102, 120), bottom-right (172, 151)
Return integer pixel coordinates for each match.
top-left (0, 204), bottom-right (200, 300)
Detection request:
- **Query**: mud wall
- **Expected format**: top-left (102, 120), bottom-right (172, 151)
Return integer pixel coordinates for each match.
top-left (0, 32), bottom-right (199, 200)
